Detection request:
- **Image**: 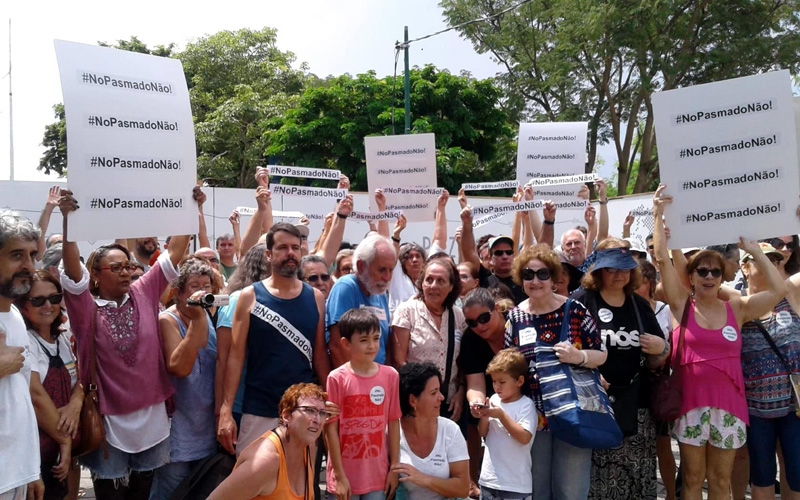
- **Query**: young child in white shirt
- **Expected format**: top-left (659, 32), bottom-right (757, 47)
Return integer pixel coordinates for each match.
top-left (475, 348), bottom-right (536, 500)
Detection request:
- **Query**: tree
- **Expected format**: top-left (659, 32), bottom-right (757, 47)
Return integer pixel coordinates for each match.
top-left (440, 0), bottom-right (800, 193)
top-left (178, 28), bottom-right (307, 187)
top-left (267, 66), bottom-right (518, 195)
top-left (38, 37), bottom-right (176, 176)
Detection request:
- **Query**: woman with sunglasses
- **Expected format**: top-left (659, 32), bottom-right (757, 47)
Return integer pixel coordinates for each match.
top-left (504, 244), bottom-right (606, 500)
top-left (571, 239), bottom-right (667, 500)
top-left (653, 185), bottom-right (787, 500)
top-left (19, 271), bottom-right (82, 500)
top-left (762, 236), bottom-right (800, 278)
top-left (462, 287), bottom-right (512, 498)
top-left (738, 242), bottom-right (800, 499)
top-left (392, 257), bottom-right (466, 422)
top-left (300, 255), bottom-right (332, 300)
top-left (58, 188), bottom-right (201, 500)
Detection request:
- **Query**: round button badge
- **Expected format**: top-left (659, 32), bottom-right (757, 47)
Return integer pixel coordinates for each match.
top-left (598, 308), bottom-right (614, 323)
top-left (722, 325), bottom-right (738, 342)
top-left (370, 386), bottom-right (386, 405)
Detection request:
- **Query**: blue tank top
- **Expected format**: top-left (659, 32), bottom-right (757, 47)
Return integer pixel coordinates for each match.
top-left (162, 310), bottom-right (218, 462)
top-left (244, 281), bottom-right (319, 417)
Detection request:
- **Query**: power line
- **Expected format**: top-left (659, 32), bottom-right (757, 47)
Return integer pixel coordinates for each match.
top-left (394, 0), bottom-right (534, 50)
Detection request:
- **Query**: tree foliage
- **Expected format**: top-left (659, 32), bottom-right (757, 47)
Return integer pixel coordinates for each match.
top-left (440, 0), bottom-right (800, 193)
top-left (267, 66), bottom-right (518, 194)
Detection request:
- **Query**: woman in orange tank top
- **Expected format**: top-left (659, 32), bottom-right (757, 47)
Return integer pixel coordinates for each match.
top-left (208, 383), bottom-right (330, 500)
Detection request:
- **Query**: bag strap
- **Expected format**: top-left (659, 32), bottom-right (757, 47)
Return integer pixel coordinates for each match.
top-left (441, 308), bottom-right (456, 400)
top-left (672, 296), bottom-right (692, 369)
top-left (87, 303), bottom-right (99, 392)
top-left (752, 319), bottom-right (792, 373)
top-left (559, 299), bottom-right (573, 342)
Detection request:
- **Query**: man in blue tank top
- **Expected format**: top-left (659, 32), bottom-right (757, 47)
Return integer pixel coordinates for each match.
top-left (326, 233), bottom-right (397, 367)
top-left (217, 223), bottom-right (331, 456)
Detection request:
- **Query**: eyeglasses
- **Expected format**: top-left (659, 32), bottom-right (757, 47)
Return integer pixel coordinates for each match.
top-left (208, 257), bottom-right (219, 264)
top-left (647, 245), bottom-right (654, 250)
top-left (603, 268), bottom-right (631, 274)
top-left (521, 268), bottom-right (551, 282)
top-left (306, 274), bottom-right (331, 284)
top-left (695, 267), bottom-right (722, 278)
top-left (340, 266), bottom-right (354, 274)
top-left (26, 293), bottom-right (63, 307)
top-left (459, 274), bottom-right (473, 281)
top-left (465, 311), bottom-right (492, 328)
top-left (295, 405), bottom-right (331, 420)
top-left (97, 262), bottom-right (138, 274)
top-left (492, 249), bottom-right (514, 257)
top-left (767, 238), bottom-right (797, 251)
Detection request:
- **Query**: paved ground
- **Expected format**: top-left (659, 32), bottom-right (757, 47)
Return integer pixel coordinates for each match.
top-left (77, 441), bottom-right (755, 499)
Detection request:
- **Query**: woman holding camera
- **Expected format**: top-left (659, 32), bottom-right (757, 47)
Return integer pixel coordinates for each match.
top-left (150, 257), bottom-right (219, 500)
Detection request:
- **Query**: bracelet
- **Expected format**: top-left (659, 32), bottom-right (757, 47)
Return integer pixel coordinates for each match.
top-left (336, 212), bottom-right (348, 219)
top-left (391, 236), bottom-right (401, 243)
top-left (659, 339), bottom-right (670, 356)
top-left (543, 219), bottom-right (555, 225)
top-left (578, 350), bottom-right (588, 367)
top-left (598, 199), bottom-right (608, 205)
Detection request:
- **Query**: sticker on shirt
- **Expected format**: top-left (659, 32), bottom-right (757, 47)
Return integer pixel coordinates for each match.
top-left (370, 386), bottom-right (386, 405)
top-left (519, 327), bottom-right (537, 346)
top-left (722, 325), bottom-right (738, 342)
top-left (360, 305), bottom-right (387, 322)
top-left (776, 310), bottom-right (793, 328)
top-left (598, 308), bottom-right (613, 323)
top-left (64, 360), bottom-right (77, 381)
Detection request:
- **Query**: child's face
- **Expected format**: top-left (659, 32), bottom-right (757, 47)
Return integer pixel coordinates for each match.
top-left (343, 329), bottom-right (381, 361)
top-left (491, 372), bottom-right (523, 402)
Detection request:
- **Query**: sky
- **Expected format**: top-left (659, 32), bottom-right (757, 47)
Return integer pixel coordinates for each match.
top-left (0, 0), bottom-right (615, 183)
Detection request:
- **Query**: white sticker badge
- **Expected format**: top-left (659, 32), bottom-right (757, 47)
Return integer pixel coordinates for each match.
top-left (776, 311), bottom-right (793, 328)
top-left (370, 386), bottom-right (386, 405)
top-left (519, 327), bottom-right (537, 346)
top-left (722, 325), bottom-right (738, 342)
top-left (598, 308), bottom-right (614, 323)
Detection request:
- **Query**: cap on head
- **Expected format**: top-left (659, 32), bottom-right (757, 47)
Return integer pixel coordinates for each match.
top-left (592, 247), bottom-right (638, 271)
top-left (488, 236), bottom-right (514, 251)
top-left (740, 242), bottom-right (783, 264)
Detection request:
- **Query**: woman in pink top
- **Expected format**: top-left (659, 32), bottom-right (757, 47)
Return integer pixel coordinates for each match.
top-left (652, 186), bottom-right (787, 500)
top-left (58, 187), bottom-right (202, 500)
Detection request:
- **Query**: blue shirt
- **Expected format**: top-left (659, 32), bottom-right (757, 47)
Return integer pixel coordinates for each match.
top-left (326, 274), bottom-right (391, 364)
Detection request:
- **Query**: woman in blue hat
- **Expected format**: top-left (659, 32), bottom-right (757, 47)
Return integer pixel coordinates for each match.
top-left (571, 237), bottom-right (669, 500)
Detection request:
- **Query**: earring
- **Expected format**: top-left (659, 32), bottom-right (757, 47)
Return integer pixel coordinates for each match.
top-left (552, 285), bottom-right (558, 292)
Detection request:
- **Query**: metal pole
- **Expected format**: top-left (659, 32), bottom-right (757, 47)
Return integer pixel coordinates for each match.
top-left (8, 19), bottom-right (13, 180)
top-left (403, 26), bottom-right (410, 134)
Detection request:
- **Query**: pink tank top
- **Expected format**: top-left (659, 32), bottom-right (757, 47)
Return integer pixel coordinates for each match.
top-left (673, 300), bottom-right (748, 424)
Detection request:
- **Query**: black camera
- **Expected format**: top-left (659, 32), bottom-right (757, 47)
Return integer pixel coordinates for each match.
top-left (187, 294), bottom-right (229, 308)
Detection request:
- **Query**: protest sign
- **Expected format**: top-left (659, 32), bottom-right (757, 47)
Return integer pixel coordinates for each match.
top-left (269, 165), bottom-right (341, 181)
top-left (349, 210), bottom-right (403, 221)
top-left (271, 184), bottom-right (347, 200)
top-left (365, 134), bottom-right (438, 222)
top-left (516, 122), bottom-right (589, 202)
top-left (652, 70), bottom-right (800, 247)
top-left (462, 180), bottom-right (519, 191)
top-left (526, 173), bottom-right (596, 188)
top-left (55, 40), bottom-right (198, 241)
top-left (471, 200), bottom-right (543, 218)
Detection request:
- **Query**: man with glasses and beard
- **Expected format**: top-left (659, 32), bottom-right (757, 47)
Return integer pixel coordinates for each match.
top-left (327, 233), bottom-right (397, 368)
top-left (0, 211), bottom-right (45, 500)
top-left (217, 223), bottom-right (330, 456)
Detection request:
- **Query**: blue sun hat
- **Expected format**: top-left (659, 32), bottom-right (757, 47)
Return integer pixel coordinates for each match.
top-left (592, 247), bottom-right (638, 271)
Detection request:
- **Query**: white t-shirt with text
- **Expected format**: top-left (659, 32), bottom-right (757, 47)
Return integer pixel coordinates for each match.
top-left (399, 417), bottom-right (469, 500)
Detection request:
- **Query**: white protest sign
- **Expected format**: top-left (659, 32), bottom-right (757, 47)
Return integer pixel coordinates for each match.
top-left (349, 210), bottom-right (403, 221)
top-left (471, 200), bottom-right (543, 218)
top-left (516, 122), bottom-right (588, 202)
top-left (55, 40), bottom-right (198, 240)
top-left (652, 70), bottom-right (800, 248)
top-left (271, 184), bottom-right (347, 200)
top-left (380, 187), bottom-right (443, 196)
top-left (462, 180), bottom-right (519, 191)
top-left (473, 212), bottom-right (508, 228)
top-left (269, 165), bottom-right (341, 181)
top-left (527, 173), bottom-right (596, 188)
top-left (365, 134), bottom-right (438, 222)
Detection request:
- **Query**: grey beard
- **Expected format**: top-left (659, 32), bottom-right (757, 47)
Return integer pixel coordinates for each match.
top-left (0, 279), bottom-right (31, 299)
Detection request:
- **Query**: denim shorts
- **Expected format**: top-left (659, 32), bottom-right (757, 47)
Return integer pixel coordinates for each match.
top-left (747, 412), bottom-right (800, 490)
top-left (80, 437), bottom-right (170, 482)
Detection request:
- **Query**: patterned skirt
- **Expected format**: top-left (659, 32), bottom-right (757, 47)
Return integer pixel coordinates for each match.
top-left (588, 408), bottom-right (657, 500)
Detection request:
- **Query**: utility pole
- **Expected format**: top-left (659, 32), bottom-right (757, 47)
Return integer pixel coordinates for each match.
top-left (403, 26), bottom-right (410, 134)
top-left (8, 19), bottom-right (13, 180)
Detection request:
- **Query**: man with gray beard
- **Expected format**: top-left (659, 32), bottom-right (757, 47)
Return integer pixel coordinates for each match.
top-left (0, 211), bottom-right (45, 500)
top-left (217, 223), bottom-right (330, 455)
top-left (326, 233), bottom-right (397, 368)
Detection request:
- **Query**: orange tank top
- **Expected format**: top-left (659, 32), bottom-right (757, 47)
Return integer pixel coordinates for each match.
top-left (249, 431), bottom-right (313, 500)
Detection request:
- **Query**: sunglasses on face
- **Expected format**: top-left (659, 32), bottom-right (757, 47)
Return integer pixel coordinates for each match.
top-left (465, 311), bottom-right (492, 329)
top-left (295, 405), bottom-right (331, 420)
top-left (98, 262), bottom-right (138, 274)
top-left (493, 249), bottom-right (514, 257)
top-left (27, 293), bottom-right (63, 307)
top-left (521, 268), bottom-right (552, 282)
top-left (306, 273), bottom-right (331, 284)
top-left (767, 238), bottom-right (797, 251)
top-left (695, 267), bottom-right (723, 278)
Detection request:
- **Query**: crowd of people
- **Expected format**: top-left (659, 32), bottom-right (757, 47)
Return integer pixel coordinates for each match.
top-left (2, 172), bottom-right (800, 500)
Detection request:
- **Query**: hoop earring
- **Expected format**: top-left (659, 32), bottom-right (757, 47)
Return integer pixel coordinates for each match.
top-left (552, 286), bottom-right (558, 292)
